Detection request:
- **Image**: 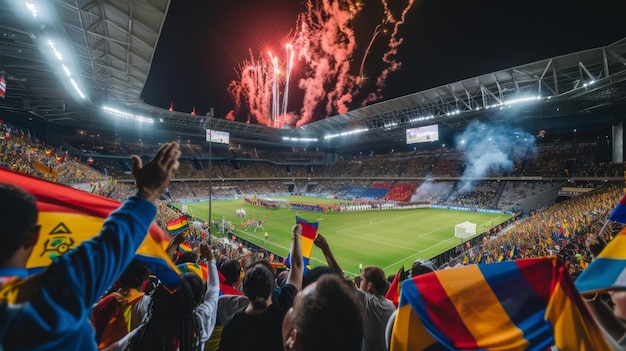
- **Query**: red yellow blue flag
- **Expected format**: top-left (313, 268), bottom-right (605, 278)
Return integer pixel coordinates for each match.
top-left (390, 257), bottom-right (609, 350)
top-left (296, 216), bottom-right (318, 272)
top-left (0, 167), bottom-right (181, 286)
top-left (284, 216), bottom-right (318, 273)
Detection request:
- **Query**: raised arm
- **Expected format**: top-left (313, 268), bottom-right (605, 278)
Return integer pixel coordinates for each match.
top-left (197, 242), bottom-right (219, 344)
top-left (286, 224), bottom-right (303, 291)
top-left (47, 142), bottom-right (181, 314)
top-left (314, 233), bottom-right (342, 274)
top-left (165, 233), bottom-right (187, 261)
top-left (582, 224), bottom-right (626, 344)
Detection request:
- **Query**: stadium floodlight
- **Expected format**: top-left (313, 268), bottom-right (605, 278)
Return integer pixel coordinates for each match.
top-left (25, 2), bottom-right (38, 19)
top-left (102, 106), bottom-right (154, 124)
top-left (282, 136), bottom-right (318, 142)
top-left (409, 115), bottom-right (434, 123)
top-left (324, 128), bottom-right (368, 140)
top-left (486, 95), bottom-right (542, 110)
top-left (8, 0), bottom-right (89, 102)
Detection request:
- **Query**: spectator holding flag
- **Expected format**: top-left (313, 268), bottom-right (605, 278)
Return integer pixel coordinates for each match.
top-left (91, 260), bottom-right (151, 350)
top-left (577, 193), bottom-right (626, 349)
top-left (0, 141), bottom-right (181, 350)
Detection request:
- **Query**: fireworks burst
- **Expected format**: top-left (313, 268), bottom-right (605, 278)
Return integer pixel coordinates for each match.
top-left (226, 0), bottom-right (415, 128)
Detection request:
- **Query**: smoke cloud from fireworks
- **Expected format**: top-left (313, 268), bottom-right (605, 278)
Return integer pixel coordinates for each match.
top-left (455, 121), bottom-right (537, 192)
top-left (225, 0), bottom-right (416, 127)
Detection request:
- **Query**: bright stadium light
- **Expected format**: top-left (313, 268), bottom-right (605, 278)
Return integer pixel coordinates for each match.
top-left (324, 128), bottom-right (368, 140)
top-left (485, 95), bottom-right (543, 110)
top-left (282, 136), bottom-right (318, 142)
top-left (5, 1), bottom-right (90, 101)
top-left (47, 39), bottom-right (63, 61)
top-left (102, 106), bottom-right (154, 124)
top-left (69, 78), bottom-right (85, 99)
top-left (25, 2), bottom-right (37, 18)
top-left (409, 115), bottom-right (434, 123)
top-left (46, 38), bottom-right (87, 100)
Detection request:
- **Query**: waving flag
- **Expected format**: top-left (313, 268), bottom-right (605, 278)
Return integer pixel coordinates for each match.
top-left (576, 227), bottom-right (626, 294)
top-left (177, 262), bottom-right (208, 281)
top-left (609, 193), bottom-right (626, 224)
top-left (166, 215), bottom-right (189, 234)
top-left (0, 167), bottom-right (181, 287)
top-left (385, 265), bottom-right (405, 308)
top-left (284, 216), bottom-right (318, 274)
top-left (178, 242), bottom-right (192, 253)
top-left (390, 257), bottom-right (609, 351)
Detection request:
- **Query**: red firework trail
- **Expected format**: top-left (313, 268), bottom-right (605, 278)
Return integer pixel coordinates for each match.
top-left (226, 0), bottom-right (415, 128)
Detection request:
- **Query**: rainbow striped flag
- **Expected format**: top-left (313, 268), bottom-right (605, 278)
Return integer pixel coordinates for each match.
top-left (166, 215), bottom-right (189, 234)
top-left (390, 257), bottom-right (609, 350)
top-left (177, 262), bottom-right (208, 281)
top-left (0, 167), bottom-right (181, 287)
top-left (576, 227), bottom-right (626, 294)
top-left (178, 242), bottom-right (193, 253)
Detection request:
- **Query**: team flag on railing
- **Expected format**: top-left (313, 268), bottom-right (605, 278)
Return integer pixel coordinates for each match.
top-left (390, 257), bottom-right (609, 351)
top-left (166, 215), bottom-right (189, 234)
top-left (0, 167), bottom-right (181, 287)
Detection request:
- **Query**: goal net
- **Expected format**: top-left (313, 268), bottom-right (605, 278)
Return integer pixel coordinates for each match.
top-left (455, 221), bottom-right (477, 239)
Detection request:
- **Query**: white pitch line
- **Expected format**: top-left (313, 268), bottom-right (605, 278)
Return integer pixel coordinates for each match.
top-left (382, 236), bottom-right (463, 272)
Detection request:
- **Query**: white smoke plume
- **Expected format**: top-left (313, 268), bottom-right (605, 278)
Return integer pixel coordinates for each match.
top-left (455, 121), bottom-right (536, 192)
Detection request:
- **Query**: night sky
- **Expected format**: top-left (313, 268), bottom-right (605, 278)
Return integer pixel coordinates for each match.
top-left (141, 0), bottom-right (626, 126)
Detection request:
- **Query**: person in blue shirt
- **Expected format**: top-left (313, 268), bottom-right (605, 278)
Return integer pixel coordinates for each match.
top-left (0, 141), bottom-right (181, 350)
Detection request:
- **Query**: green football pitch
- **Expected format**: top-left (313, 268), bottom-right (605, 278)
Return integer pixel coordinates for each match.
top-left (173, 196), bottom-right (511, 277)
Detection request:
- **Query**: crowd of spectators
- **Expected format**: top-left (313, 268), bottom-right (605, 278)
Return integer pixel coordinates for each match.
top-left (7, 126), bottom-right (626, 349)
top-left (452, 184), bottom-right (622, 276)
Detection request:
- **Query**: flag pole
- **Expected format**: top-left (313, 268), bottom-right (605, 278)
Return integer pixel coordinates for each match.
top-left (208, 117), bottom-right (212, 242)
top-left (597, 218), bottom-right (610, 238)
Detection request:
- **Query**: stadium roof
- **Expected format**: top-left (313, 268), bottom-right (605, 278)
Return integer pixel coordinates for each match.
top-left (1, 0), bottom-right (626, 151)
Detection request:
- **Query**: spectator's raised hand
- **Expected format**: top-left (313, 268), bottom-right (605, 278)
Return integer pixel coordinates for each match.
top-left (586, 220), bottom-right (608, 259)
top-left (199, 242), bottom-right (214, 261)
top-left (173, 233), bottom-right (187, 246)
top-left (585, 232), bottom-right (606, 260)
top-left (131, 142), bottom-right (180, 202)
top-left (314, 233), bottom-right (329, 250)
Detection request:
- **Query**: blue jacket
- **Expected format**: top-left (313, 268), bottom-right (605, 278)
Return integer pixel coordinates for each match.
top-left (0, 196), bottom-right (156, 350)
